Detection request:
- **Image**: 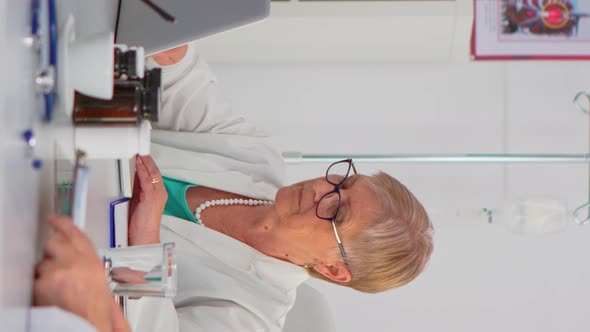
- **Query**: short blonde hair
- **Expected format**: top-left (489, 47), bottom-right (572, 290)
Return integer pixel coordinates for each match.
top-left (308, 171), bottom-right (433, 293)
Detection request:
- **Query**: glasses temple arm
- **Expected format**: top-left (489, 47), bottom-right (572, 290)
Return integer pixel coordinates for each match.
top-left (331, 220), bottom-right (349, 265)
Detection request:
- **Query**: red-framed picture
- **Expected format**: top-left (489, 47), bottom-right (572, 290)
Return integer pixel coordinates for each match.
top-left (471, 0), bottom-right (590, 60)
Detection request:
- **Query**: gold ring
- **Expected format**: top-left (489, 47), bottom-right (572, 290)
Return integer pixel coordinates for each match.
top-left (151, 176), bottom-right (162, 184)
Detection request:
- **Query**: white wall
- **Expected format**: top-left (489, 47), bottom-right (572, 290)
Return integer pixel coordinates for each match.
top-left (194, 2), bottom-right (590, 331)
top-left (193, 1), bottom-right (472, 63)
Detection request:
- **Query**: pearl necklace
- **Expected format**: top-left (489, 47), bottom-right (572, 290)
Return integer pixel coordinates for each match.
top-left (194, 198), bottom-right (273, 226)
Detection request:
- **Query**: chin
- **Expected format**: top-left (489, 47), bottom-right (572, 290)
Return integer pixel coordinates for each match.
top-left (274, 185), bottom-right (298, 215)
top-left (274, 186), bottom-right (289, 210)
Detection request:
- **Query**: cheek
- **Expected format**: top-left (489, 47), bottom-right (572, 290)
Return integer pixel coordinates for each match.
top-left (286, 213), bottom-right (326, 238)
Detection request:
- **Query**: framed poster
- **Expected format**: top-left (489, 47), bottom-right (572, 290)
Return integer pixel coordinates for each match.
top-left (472, 0), bottom-right (590, 60)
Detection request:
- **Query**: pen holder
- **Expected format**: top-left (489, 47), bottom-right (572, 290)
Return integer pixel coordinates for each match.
top-left (100, 242), bottom-right (177, 298)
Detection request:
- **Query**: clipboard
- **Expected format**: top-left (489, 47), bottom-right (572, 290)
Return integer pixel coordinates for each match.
top-left (109, 197), bottom-right (130, 248)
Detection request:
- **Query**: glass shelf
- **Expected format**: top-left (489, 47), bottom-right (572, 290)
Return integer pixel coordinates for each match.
top-left (282, 153), bottom-right (589, 164)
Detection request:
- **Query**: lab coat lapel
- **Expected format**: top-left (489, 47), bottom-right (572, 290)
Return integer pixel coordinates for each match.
top-left (160, 215), bottom-right (309, 290)
top-left (161, 215), bottom-right (255, 272)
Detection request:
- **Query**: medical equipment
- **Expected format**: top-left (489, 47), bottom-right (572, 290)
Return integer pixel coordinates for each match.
top-left (31, 0), bottom-right (58, 121)
top-left (73, 69), bottom-right (161, 125)
top-left (32, 12), bottom-right (158, 161)
top-left (139, 0), bottom-right (176, 23)
top-left (72, 43), bottom-right (160, 125)
top-left (115, 0), bottom-right (270, 55)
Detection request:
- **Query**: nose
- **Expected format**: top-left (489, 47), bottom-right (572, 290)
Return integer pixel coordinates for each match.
top-left (312, 177), bottom-right (335, 203)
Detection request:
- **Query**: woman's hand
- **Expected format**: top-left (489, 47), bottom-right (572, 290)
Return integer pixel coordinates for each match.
top-left (128, 155), bottom-right (168, 246)
top-left (151, 44), bottom-right (188, 66)
top-left (33, 215), bottom-right (120, 332)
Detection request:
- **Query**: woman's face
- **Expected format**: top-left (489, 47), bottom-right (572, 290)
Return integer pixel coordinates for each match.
top-left (272, 174), bottom-right (380, 265)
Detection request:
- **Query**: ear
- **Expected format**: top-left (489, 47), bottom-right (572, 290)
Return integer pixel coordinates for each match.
top-left (313, 262), bottom-right (352, 283)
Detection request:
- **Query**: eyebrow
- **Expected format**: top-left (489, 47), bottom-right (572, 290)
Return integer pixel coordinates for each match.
top-left (344, 174), bottom-right (359, 186)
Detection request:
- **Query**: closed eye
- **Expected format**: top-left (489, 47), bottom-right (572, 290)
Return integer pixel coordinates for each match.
top-left (335, 176), bottom-right (358, 224)
top-left (334, 201), bottom-right (348, 225)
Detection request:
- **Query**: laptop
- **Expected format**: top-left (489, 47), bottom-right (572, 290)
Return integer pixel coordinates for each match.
top-left (115, 0), bottom-right (270, 56)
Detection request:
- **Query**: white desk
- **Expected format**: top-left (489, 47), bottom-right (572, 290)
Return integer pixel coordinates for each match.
top-left (0, 4), bottom-right (39, 330)
top-left (0, 1), bottom-right (119, 329)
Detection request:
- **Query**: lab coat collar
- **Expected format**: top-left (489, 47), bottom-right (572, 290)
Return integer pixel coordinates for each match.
top-left (161, 215), bottom-right (309, 291)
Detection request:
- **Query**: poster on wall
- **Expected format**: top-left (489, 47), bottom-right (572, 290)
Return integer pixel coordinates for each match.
top-left (471, 0), bottom-right (590, 60)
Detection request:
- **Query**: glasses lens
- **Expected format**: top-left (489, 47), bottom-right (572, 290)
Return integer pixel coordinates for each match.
top-left (326, 161), bottom-right (351, 185)
top-left (317, 192), bottom-right (340, 219)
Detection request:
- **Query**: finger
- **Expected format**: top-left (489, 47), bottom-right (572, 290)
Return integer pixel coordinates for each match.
top-left (135, 155), bottom-right (153, 187)
top-left (43, 231), bottom-right (74, 261)
top-left (111, 297), bottom-right (132, 332)
top-left (34, 259), bottom-right (56, 279)
top-left (132, 165), bottom-right (142, 196)
top-left (32, 277), bottom-right (53, 307)
top-left (48, 215), bottom-right (93, 253)
top-left (138, 155), bottom-right (161, 178)
top-left (48, 214), bottom-right (78, 235)
top-left (137, 155), bottom-right (164, 192)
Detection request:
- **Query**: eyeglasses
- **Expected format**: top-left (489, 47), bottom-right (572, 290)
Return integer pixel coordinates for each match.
top-left (315, 159), bottom-right (357, 265)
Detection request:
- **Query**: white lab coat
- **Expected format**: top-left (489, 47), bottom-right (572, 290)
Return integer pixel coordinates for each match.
top-left (24, 307), bottom-right (96, 332)
top-left (126, 44), bottom-right (309, 331)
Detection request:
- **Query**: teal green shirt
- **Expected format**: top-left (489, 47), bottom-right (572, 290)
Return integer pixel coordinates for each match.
top-left (162, 176), bottom-right (200, 224)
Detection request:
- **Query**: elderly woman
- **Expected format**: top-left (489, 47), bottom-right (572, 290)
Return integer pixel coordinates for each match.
top-left (126, 44), bottom-right (433, 332)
